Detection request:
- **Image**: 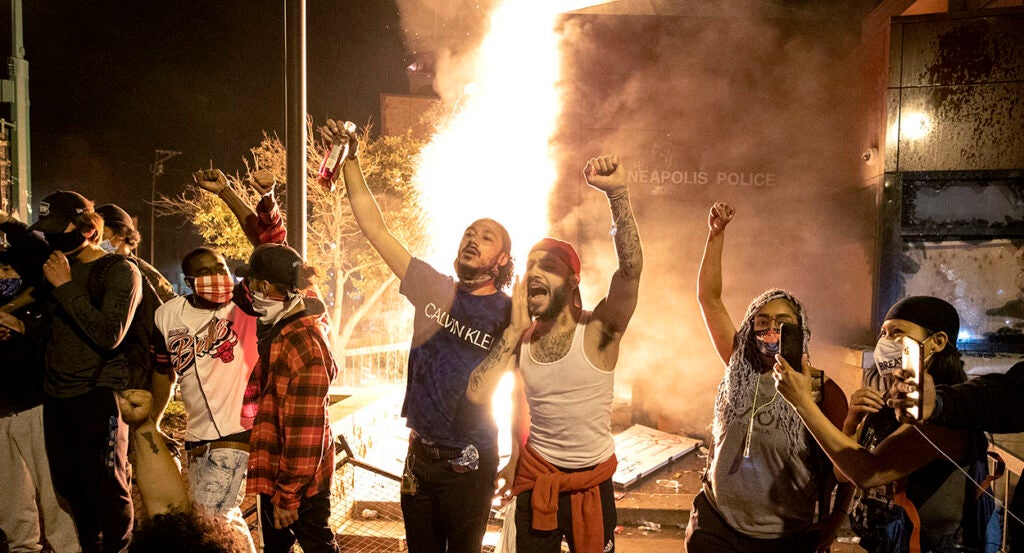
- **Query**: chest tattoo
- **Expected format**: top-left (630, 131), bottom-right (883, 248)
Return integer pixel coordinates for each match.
top-left (533, 327), bottom-right (576, 363)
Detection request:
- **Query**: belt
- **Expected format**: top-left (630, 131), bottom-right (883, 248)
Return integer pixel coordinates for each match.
top-left (410, 436), bottom-right (464, 460)
top-left (186, 439), bottom-right (250, 459)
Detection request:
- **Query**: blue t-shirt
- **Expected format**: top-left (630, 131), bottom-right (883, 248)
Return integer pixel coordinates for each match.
top-left (399, 258), bottom-right (511, 449)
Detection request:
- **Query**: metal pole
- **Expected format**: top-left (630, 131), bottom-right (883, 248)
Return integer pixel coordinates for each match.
top-left (148, 149), bottom-right (180, 264)
top-left (9, 0), bottom-right (30, 222)
top-left (285, 0), bottom-right (307, 258)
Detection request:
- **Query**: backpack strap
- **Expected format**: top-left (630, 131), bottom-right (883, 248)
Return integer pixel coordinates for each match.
top-left (978, 450), bottom-right (1006, 500)
top-left (893, 490), bottom-right (923, 553)
top-left (86, 253), bottom-right (124, 308)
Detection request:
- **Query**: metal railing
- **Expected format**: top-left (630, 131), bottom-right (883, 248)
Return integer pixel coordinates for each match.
top-left (333, 344), bottom-right (408, 387)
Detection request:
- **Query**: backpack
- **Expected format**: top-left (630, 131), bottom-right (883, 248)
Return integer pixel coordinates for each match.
top-left (87, 253), bottom-right (164, 390)
top-left (851, 415), bottom-right (1003, 553)
top-left (955, 450), bottom-right (1003, 551)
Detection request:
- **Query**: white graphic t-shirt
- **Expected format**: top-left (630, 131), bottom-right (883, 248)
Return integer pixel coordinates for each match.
top-left (154, 296), bottom-right (259, 442)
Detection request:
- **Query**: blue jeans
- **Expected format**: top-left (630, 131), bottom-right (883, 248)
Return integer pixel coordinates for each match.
top-left (188, 446), bottom-right (255, 553)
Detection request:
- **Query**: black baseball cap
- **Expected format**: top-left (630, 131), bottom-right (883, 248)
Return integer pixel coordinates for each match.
top-left (96, 204), bottom-right (135, 232)
top-left (235, 243), bottom-right (303, 290)
top-left (28, 191), bottom-right (93, 233)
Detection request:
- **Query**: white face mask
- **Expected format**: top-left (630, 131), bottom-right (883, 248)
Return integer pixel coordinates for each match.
top-left (99, 239), bottom-right (118, 253)
top-left (873, 337), bottom-right (904, 379)
top-left (252, 291), bottom-right (302, 327)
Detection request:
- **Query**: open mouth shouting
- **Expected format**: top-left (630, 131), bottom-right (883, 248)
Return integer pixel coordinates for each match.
top-left (527, 280), bottom-right (549, 310)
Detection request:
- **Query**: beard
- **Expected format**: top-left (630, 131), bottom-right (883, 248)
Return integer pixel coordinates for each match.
top-left (533, 284), bottom-right (571, 321)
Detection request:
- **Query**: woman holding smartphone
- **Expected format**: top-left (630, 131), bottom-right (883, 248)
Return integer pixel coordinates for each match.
top-left (773, 296), bottom-right (986, 553)
top-left (686, 202), bottom-right (853, 553)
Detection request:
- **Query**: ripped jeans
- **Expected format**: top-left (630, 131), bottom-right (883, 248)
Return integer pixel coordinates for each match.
top-left (188, 446), bottom-right (256, 553)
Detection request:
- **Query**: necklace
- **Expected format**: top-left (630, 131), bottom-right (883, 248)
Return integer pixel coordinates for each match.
top-left (742, 374), bottom-right (779, 459)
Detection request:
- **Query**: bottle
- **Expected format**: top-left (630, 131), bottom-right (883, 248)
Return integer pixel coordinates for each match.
top-left (318, 121), bottom-right (357, 191)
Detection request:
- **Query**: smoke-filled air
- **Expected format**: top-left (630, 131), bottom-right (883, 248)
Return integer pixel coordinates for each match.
top-left (396, 0), bottom-right (877, 437)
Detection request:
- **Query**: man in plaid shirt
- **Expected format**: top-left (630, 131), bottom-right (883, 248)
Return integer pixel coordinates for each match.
top-left (235, 244), bottom-right (339, 553)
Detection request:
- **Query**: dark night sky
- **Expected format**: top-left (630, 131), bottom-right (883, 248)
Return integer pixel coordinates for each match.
top-left (1, 1), bottom-right (410, 274)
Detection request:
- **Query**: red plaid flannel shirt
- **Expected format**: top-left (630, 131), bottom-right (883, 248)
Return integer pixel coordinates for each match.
top-left (243, 192), bottom-right (287, 246)
top-left (246, 308), bottom-right (337, 511)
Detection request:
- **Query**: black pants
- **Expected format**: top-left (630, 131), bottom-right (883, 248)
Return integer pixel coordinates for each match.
top-left (44, 387), bottom-right (132, 553)
top-left (259, 488), bottom-right (338, 553)
top-left (514, 476), bottom-right (617, 553)
top-left (684, 490), bottom-right (819, 553)
top-left (399, 444), bottom-right (499, 553)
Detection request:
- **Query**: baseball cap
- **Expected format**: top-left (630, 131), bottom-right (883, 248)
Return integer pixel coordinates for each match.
top-left (96, 204), bottom-right (136, 232)
top-left (28, 191), bottom-right (93, 233)
top-left (235, 243), bottom-right (304, 290)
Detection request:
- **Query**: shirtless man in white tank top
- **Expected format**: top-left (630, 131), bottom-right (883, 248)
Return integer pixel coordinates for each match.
top-left (466, 154), bottom-right (642, 553)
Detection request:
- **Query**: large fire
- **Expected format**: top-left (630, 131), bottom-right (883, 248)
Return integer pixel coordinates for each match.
top-left (410, 0), bottom-right (571, 501)
top-left (413, 1), bottom-right (565, 268)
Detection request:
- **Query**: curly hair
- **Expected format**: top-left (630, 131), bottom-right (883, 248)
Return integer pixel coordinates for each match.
top-left (130, 509), bottom-right (248, 553)
top-left (72, 212), bottom-right (105, 245)
top-left (108, 222), bottom-right (142, 248)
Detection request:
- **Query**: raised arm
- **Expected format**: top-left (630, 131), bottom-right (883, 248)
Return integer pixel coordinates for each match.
top-left (467, 277), bottom-right (529, 405)
top-left (194, 169), bottom-right (284, 247)
top-left (581, 155), bottom-right (641, 371)
top-left (697, 202), bottom-right (738, 365)
top-left (117, 389), bottom-right (190, 517)
top-left (324, 119), bottom-right (412, 279)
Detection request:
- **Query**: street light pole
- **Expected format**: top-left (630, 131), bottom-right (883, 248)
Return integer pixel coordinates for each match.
top-left (149, 149), bottom-right (181, 264)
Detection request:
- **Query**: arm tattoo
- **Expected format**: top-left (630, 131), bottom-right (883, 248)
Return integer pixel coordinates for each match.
top-left (468, 333), bottom-right (516, 395)
top-left (609, 191), bottom-right (642, 278)
top-left (140, 430), bottom-right (159, 455)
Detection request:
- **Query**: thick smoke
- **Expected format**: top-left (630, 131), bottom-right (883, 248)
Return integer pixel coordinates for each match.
top-left (552, 10), bottom-right (877, 436)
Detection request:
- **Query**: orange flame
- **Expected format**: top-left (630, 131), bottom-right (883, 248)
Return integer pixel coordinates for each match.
top-left (414, 1), bottom-right (565, 268)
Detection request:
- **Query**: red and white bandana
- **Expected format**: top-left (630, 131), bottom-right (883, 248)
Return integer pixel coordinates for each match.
top-left (193, 274), bottom-right (235, 305)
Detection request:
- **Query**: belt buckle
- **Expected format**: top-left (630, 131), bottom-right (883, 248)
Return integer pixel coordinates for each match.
top-left (448, 444), bottom-right (480, 473)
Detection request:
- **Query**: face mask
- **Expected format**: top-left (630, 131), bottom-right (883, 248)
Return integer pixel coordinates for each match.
top-left (873, 337), bottom-right (903, 378)
top-left (0, 278), bottom-right (23, 302)
top-left (99, 239), bottom-right (118, 253)
top-left (192, 274), bottom-right (234, 305)
top-left (231, 280), bottom-right (261, 317)
top-left (754, 328), bottom-right (781, 356)
top-left (44, 230), bottom-right (87, 254)
top-left (252, 291), bottom-right (289, 325)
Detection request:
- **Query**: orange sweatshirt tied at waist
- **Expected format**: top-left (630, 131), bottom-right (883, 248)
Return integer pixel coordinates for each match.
top-left (511, 443), bottom-right (618, 553)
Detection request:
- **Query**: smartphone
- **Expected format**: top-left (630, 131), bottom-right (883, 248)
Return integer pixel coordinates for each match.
top-left (901, 335), bottom-right (924, 421)
top-left (779, 323), bottom-right (804, 373)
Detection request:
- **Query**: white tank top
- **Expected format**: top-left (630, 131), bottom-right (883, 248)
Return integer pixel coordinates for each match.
top-left (520, 311), bottom-right (615, 469)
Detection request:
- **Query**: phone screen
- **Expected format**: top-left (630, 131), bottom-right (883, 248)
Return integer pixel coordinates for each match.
top-left (780, 323), bottom-right (803, 373)
top-left (901, 335), bottom-right (923, 421)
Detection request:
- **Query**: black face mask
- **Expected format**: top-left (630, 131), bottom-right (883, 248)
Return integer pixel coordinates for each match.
top-left (231, 280), bottom-right (261, 317)
top-left (44, 230), bottom-right (88, 253)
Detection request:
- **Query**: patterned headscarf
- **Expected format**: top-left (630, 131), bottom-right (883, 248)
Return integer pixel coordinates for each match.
top-left (711, 288), bottom-right (811, 455)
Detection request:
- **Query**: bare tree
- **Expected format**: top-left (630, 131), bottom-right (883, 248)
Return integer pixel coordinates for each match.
top-left (155, 121), bottom-right (428, 353)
